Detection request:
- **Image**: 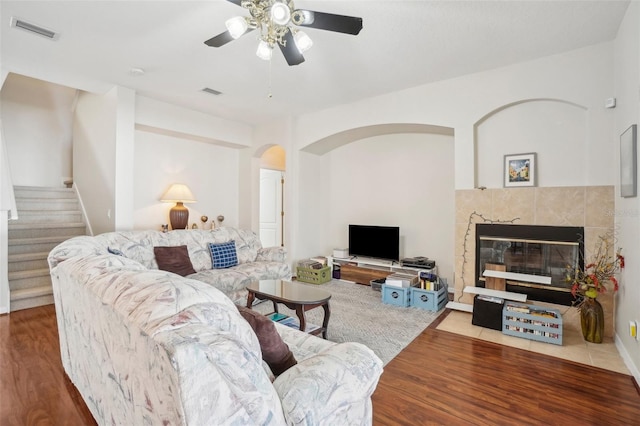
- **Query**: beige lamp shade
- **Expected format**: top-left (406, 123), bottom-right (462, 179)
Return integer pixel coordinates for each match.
top-left (160, 184), bottom-right (196, 230)
top-left (160, 184), bottom-right (197, 203)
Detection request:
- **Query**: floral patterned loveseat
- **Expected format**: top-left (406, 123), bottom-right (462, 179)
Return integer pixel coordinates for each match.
top-left (47, 227), bottom-right (383, 425)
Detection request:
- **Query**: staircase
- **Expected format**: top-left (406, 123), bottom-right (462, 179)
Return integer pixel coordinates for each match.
top-left (8, 186), bottom-right (87, 311)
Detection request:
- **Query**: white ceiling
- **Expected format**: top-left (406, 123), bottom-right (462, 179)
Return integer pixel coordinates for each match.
top-left (0, 1), bottom-right (630, 126)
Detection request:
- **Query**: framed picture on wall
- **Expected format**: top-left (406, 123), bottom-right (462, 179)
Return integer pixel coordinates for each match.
top-left (504, 153), bottom-right (537, 187)
top-left (620, 124), bottom-right (637, 198)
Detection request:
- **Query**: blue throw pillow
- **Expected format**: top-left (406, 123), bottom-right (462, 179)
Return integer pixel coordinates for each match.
top-left (208, 241), bottom-right (238, 269)
top-left (108, 247), bottom-right (125, 257)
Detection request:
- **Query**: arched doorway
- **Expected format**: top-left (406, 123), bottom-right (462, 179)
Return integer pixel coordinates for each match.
top-left (259, 145), bottom-right (285, 247)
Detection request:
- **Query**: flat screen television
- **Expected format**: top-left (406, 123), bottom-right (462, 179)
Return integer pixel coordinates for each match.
top-left (348, 225), bottom-right (400, 262)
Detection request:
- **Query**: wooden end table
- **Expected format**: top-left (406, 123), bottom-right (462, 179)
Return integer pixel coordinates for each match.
top-left (246, 279), bottom-right (331, 339)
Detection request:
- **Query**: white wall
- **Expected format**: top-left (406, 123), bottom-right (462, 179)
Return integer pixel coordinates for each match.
top-left (288, 43), bottom-right (615, 273)
top-left (294, 42), bottom-right (615, 189)
top-left (133, 130), bottom-right (239, 230)
top-left (477, 100), bottom-right (590, 188)
top-left (0, 73), bottom-right (75, 187)
top-left (613, 0), bottom-right (640, 383)
top-left (135, 96), bottom-right (252, 148)
top-left (294, 150), bottom-right (329, 261)
top-left (73, 89), bottom-right (118, 234)
top-left (114, 87), bottom-right (135, 230)
top-left (135, 95), bottom-right (251, 232)
top-left (322, 133), bottom-right (455, 283)
top-left (0, 71), bottom-right (12, 313)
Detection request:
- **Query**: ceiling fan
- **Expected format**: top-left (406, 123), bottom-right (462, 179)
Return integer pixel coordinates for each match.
top-left (204, 0), bottom-right (363, 66)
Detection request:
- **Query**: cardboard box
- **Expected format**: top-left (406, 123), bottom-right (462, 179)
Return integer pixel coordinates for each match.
top-left (333, 248), bottom-right (349, 258)
top-left (385, 273), bottom-right (418, 288)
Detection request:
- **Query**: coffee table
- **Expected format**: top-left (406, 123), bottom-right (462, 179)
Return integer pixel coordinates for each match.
top-left (246, 279), bottom-right (331, 339)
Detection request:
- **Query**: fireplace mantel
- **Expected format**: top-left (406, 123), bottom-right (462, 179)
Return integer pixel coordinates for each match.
top-left (455, 185), bottom-right (615, 337)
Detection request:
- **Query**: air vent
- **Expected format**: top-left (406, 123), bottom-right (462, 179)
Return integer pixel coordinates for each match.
top-left (202, 87), bottom-right (222, 96)
top-left (10, 17), bottom-right (59, 40)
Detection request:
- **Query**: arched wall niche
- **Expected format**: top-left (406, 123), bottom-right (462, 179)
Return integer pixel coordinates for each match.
top-left (301, 123), bottom-right (454, 155)
top-left (295, 121), bottom-right (457, 287)
top-left (474, 98), bottom-right (589, 188)
top-left (253, 143), bottom-right (277, 158)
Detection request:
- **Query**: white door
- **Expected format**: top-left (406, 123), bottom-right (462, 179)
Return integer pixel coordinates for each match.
top-left (259, 169), bottom-right (283, 247)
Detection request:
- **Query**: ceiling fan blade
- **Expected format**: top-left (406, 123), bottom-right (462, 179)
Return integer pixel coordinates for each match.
top-left (225, 0), bottom-right (243, 6)
top-left (204, 28), bottom-right (254, 47)
top-left (278, 31), bottom-right (305, 66)
top-left (295, 9), bottom-right (363, 35)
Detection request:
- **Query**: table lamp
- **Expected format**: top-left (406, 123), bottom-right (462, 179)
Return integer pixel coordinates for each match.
top-left (160, 184), bottom-right (196, 230)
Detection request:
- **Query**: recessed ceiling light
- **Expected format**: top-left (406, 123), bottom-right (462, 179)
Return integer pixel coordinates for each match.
top-left (10, 16), bottom-right (59, 40)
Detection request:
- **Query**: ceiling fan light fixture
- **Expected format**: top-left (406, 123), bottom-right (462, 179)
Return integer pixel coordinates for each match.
top-left (256, 40), bottom-right (273, 60)
top-left (298, 10), bottom-right (314, 25)
top-left (270, 2), bottom-right (291, 25)
top-left (294, 30), bottom-right (312, 53)
top-left (225, 16), bottom-right (248, 39)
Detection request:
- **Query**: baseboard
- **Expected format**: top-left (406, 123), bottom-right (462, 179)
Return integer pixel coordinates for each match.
top-left (615, 333), bottom-right (640, 386)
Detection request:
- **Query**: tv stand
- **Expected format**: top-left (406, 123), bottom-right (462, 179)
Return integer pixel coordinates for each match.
top-left (329, 256), bottom-right (431, 286)
top-left (351, 256), bottom-right (400, 266)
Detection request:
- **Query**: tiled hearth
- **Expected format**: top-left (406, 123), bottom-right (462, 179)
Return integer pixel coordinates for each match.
top-left (455, 185), bottom-right (616, 337)
top-left (437, 306), bottom-right (630, 375)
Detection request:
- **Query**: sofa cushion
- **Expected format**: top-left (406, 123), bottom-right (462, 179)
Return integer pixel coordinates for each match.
top-left (153, 245), bottom-right (196, 276)
top-left (237, 306), bottom-right (297, 376)
top-left (209, 241), bottom-right (239, 269)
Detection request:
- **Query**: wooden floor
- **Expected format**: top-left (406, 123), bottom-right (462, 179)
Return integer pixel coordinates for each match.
top-left (373, 311), bottom-right (640, 425)
top-left (1, 306), bottom-right (639, 426)
top-left (0, 305), bottom-right (96, 426)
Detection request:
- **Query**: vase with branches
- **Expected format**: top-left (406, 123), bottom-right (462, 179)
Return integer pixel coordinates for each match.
top-left (564, 234), bottom-right (624, 343)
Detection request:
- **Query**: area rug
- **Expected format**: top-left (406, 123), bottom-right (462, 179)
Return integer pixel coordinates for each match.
top-left (252, 279), bottom-right (443, 365)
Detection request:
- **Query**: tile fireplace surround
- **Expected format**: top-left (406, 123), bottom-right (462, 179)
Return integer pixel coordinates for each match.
top-left (455, 186), bottom-right (615, 337)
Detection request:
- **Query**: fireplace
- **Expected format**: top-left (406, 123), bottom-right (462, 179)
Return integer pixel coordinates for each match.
top-left (475, 224), bottom-right (584, 305)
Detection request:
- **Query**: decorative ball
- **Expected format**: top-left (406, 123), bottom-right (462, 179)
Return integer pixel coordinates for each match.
top-left (201, 215), bottom-right (208, 223)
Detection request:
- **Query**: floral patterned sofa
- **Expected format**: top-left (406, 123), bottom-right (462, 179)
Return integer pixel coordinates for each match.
top-left (47, 227), bottom-right (383, 425)
top-left (49, 227), bottom-right (291, 304)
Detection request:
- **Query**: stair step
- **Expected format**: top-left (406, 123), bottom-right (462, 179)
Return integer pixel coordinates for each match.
top-left (8, 252), bottom-right (50, 273)
top-left (8, 186), bottom-right (84, 312)
top-left (9, 268), bottom-right (52, 292)
top-left (9, 268), bottom-right (50, 280)
top-left (8, 236), bottom-right (69, 255)
top-left (10, 286), bottom-right (54, 312)
top-left (11, 210), bottom-right (83, 223)
top-left (8, 223), bottom-right (86, 240)
top-left (9, 222), bottom-right (85, 230)
top-left (15, 198), bottom-right (79, 211)
top-left (8, 251), bottom-right (50, 262)
top-left (14, 186), bottom-right (76, 199)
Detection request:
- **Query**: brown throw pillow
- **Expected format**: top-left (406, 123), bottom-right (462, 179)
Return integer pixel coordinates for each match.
top-left (153, 245), bottom-right (196, 277)
top-left (236, 306), bottom-right (297, 376)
